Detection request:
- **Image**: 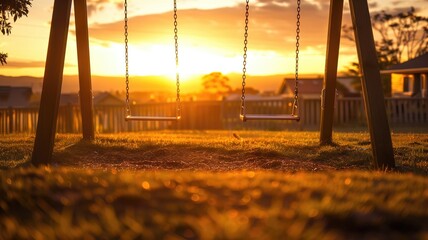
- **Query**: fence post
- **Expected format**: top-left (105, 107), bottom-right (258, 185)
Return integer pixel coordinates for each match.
top-left (298, 97), bottom-right (305, 130)
top-left (8, 107), bottom-right (13, 134)
top-left (221, 98), bottom-right (226, 129)
top-left (66, 103), bottom-right (74, 133)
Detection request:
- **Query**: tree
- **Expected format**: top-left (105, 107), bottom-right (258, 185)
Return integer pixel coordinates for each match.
top-left (0, 0), bottom-right (33, 65)
top-left (201, 72), bottom-right (232, 95)
top-left (342, 7), bottom-right (427, 95)
top-left (0, 52), bottom-right (6, 65)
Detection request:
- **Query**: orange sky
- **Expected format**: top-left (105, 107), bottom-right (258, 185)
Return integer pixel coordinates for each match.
top-left (1, 0), bottom-right (427, 91)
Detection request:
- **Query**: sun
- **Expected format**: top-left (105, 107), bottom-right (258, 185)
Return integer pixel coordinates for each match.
top-left (130, 44), bottom-right (243, 81)
top-left (178, 46), bottom-right (242, 79)
top-left (94, 42), bottom-right (244, 79)
top-left (94, 38), bottom-right (328, 78)
top-left (92, 41), bottom-right (326, 79)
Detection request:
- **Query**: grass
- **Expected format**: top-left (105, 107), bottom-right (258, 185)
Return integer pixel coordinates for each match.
top-left (1, 131), bottom-right (428, 239)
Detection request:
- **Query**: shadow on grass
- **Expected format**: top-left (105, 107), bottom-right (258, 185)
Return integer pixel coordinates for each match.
top-left (51, 139), bottom-right (375, 172)
top-left (1, 133), bottom-right (426, 175)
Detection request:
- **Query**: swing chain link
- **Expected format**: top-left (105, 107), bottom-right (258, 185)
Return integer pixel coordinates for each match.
top-left (124, 0), bottom-right (181, 119)
top-left (241, 0), bottom-right (250, 116)
top-left (241, 0), bottom-right (300, 117)
top-left (174, 0), bottom-right (181, 118)
top-left (124, 0), bottom-right (130, 116)
top-left (292, 0), bottom-right (301, 116)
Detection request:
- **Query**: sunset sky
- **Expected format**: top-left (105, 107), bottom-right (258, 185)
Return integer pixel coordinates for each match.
top-left (1, 0), bottom-right (427, 83)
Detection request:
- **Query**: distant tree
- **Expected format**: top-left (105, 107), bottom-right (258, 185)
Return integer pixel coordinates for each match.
top-left (342, 7), bottom-right (428, 95)
top-left (201, 72), bottom-right (232, 94)
top-left (0, 0), bottom-right (33, 65)
top-left (0, 53), bottom-right (6, 65)
top-left (229, 86), bottom-right (259, 95)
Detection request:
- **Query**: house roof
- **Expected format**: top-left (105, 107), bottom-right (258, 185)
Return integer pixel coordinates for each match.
top-left (29, 92), bottom-right (125, 107)
top-left (224, 93), bottom-right (289, 101)
top-left (60, 93), bottom-right (79, 106)
top-left (0, 86), bottom-right (32, 108)
top-left (278, 77), bottom-right (361, 97)
top-left (381, 53), bottom-right (428, 74)
top-left (278, 78), bottom-right (324, 95)
top-left (93, 92), bottom-right (124, 106)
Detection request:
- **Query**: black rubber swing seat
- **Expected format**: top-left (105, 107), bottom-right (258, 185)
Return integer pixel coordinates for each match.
top-left (240, 114), bottom-right (300, 122)
top-left (125, 115), bottom-right (181, 121)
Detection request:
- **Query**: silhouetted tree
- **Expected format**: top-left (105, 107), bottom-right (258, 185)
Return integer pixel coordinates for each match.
top-left (0, 0), bottom-right (33, 65)
top-left (0, 53), bottom-right (6, 65)
top-left (342, 7), bottom-right (427, 95)
top-left (229, 86), bottom-right (259, 95)
top-left (201, 72), bottom-right (232, 94)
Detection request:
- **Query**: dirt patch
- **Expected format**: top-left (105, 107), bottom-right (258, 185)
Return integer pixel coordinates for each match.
top-left (53, 145), bottom-right (334, 172)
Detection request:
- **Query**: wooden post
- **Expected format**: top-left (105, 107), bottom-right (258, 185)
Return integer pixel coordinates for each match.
top-left (66, 103), bottom-right (74, 133)
top-left (8, 107), bottom-right (13, 134)
top-left (412, 73), bottom-right (422, 96)
top-left (320, 0), bottom-right (344, 145)
top-left (32, 0), bottom-right (72, 166)
top-left (423, 74), bottom-right (428, 98)
top-left (74, 0), bottom-right (94, 140)
top-left (348, 0), bottom-right (395, 169)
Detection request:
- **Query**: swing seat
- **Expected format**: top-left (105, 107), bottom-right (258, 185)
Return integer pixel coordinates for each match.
top-left (123, 1), bottom-right (182, 123)
top-left (240, 114), bottom-right (300, 122)
top-left (125, 115), bottom-right (181, 121)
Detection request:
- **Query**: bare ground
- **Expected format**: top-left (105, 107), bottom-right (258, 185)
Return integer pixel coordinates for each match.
top-left (53, 144), bottom-right (335, 172)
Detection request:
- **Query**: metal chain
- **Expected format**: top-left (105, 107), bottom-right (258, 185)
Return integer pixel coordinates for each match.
top-left (174, 0), bottom-right (181, 118)
top-left (124, 0), bottom-right (130, 116)
top-left (292, 0), bottom-right (301, 116)
top-left (241, 0), bottom-right (300, 117)
top-left (241, 0), bottom-right (250, 116)
top-left (124, 0), bottom-right (181, 118)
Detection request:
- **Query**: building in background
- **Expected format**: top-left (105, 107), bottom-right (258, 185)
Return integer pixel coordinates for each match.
top-left (278, 77), bottom-right (361, 99)
top-left (0, 86), bottom-right (33, 108)
top-left (381, 53), bottom-right (428, 98)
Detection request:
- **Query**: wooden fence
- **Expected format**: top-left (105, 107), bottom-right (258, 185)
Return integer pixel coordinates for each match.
top-left (1, 97), bottom-right (427, 134)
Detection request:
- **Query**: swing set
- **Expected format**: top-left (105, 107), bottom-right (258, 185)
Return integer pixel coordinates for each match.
top-left (124, 0), bottom-right (182, 121)
top-left (31, 0), bottom-right (395, 170)
top-left (240, 0), bottom-right (301, 122)
top-left (123, 0), bottom-right (301, 122)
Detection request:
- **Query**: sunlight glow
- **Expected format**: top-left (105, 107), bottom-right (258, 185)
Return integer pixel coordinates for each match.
top-left (87, 41), bottom-right (328, 80)
top-left (93, 42), bottom-right (246, 80)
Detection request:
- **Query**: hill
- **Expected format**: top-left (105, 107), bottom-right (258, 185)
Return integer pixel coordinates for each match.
top-left (0, 75), bottom-right (43, 92)
top-left (0, 73), bottom-right (322, 94)
top-left (0, 75), bottom-right (174, 93)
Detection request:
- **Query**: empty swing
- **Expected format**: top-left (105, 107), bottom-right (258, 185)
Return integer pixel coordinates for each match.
top-left (240, 0), bottom-right (301, 122)
top-left (123, 0), bottom-right (181, 121)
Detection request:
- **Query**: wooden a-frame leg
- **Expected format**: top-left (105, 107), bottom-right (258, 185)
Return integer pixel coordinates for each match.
top-left (349, 0), bottom-right (395, 169)
top-left (31, 0), bottom-right (73, 166)
top-left (74, 0), bottom-right (94, 140)
top-left (320, 0), bottom-right (344, 145)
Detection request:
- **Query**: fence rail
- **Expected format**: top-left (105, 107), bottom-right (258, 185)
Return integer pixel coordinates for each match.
top-left (1, 97), bottom-right (427, 134)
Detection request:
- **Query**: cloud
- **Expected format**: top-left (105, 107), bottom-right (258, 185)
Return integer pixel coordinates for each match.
top-left (87, 1), bottom-right (354, 55)
top-left (85, 0), bottom-right (425, 69)
top-left (86, 0), bottom-right (123, 17)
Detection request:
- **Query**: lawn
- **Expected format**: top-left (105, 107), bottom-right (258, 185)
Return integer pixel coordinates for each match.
top-left (1, 131), bottom-right (427, 239)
